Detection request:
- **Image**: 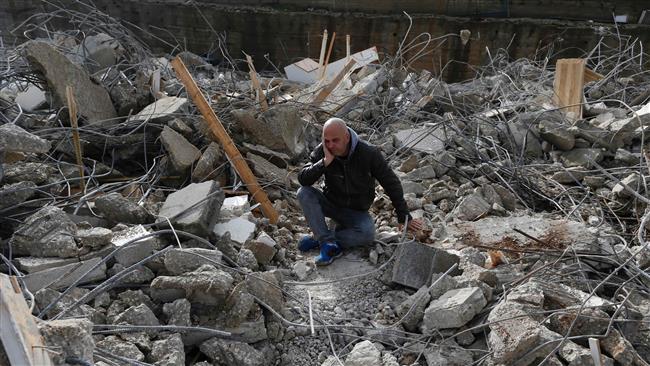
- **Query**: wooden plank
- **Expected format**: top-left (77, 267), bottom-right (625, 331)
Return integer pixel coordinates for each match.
top-left (553, 58), bottom-right (586, 121)
top-left (312, 58), bottom-right (357, 106)
top-left (245, 54), bottom-right (269, 111)
top-left (319, 31), bottom-right (336, 81)
top-left (0, 274), bottom-right (53, 366)
top-left (318, 29), bottom-right (328, 69)
top-left (171, 57), bottom-right (279, 224)
top-left (583, 67), bottom-right (604, 83)
top-left (65, 86), bottom-right (85, 192)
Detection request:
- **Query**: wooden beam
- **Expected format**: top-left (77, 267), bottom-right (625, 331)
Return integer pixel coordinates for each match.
top-left (312, 58), bottom-right (357, 106)
top-left (65, 86), bottom-right (85, 193)
top-left (171, 57), bottom-right (279, 224)
top-left (317, 29), bottom-right (328, 69)
top-left (245, 54), bottom-right (269, 111)
top-left (319, 31), bottom-right (336, 81)
top-left (0, 274), bottom-right (53, 366)
top-left (553, 58), bottom-right (586, 121)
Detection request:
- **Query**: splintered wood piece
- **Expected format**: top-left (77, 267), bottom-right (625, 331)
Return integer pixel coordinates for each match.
top-left (65, 86), bottom-right (85, 192)
top-left (245, 54), bottom-right (269, 111)
top-left (312, 58), bottom-right (356, 106)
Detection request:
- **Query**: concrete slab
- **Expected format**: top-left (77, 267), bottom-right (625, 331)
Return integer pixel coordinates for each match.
top-left (0, 123), bottom-right (51, 154)
top-left (111, 225), bottom-right (160, 267)
top-left (14, 256), bottom-right (79, 274)
top-left (21, 41), bottom-right (117, 123)
top-left (22, 257), bottom-right (106, 293)
top-left (392, 241), bottom-right (460, 289)
top-left (157, 181), bottom-right (224, 236)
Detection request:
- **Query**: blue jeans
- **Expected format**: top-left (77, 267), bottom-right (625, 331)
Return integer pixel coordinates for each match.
top-left (296, 186), bottom-right (375, 249)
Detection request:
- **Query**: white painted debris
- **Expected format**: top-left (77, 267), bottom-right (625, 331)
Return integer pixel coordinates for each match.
top-left (284, 47), bottom-right (379, 84)
top-left (213, 216), bottom-right (256, 244)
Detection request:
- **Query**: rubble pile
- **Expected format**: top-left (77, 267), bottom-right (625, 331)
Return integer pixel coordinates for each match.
top-left (2, 6), bottom-right (650, 366)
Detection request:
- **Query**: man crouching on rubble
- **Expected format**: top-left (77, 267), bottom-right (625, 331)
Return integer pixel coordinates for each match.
top-left (297, 117), bottom-right (423, 265)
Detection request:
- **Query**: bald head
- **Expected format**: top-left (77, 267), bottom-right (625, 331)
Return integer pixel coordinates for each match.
top-left (323, 118), bottom-right (351, 157)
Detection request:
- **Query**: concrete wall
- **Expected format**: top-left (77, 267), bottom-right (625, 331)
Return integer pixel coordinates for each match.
top-left (2, 1), bottom-right (650, 81)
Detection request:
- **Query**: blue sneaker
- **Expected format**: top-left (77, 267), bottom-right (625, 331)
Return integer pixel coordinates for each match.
top-left (314, 242), bottom-right (343, 266)
top-left (298, 236), bottom-right (319, 252)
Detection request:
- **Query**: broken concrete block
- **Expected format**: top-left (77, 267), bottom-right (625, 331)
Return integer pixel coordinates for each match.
top-left (430, 151), bottom-right (456, 177)
top-left (96, 336), bottom-right (145, 362)
top-left (164, 247), bottom-right (222, 275)
top-left (292, 260), bottom-right (314, 280)
top-left (111, 225), bottom-right (161, 267)
top-left (71, 33), bottom-right (123, 73)
top-left (244, 142), bottom-right (291, 168)
top-left (112, 262), bottom-right (155, 284)
top-left (492, 184), bottom-right (517, 211)
top-left (213, 216), bottom-right (256, 245)
top-left (14, 256), bottom-right (78, 273)
top-left (396, 286), bottom-right (431, 332)
top-left (612, 173), bottom-right (641, 197)
top-left (21, 41), bottom-right (117, 123)
top-left (150, 333), bottom-right (185, 366)
top-left (402, 181), bottom-right (426, 196)
top-left (128, 96), bottom-right (188, 123)
top-left (39, 318), bottom-right (94, 365)
top-left (163, 298), bottom-right (192, 326)
top-left (161, 125), bottom-right (201, 172)
top-left (394, 126), bottom-right (446, 154)
top-left (232, 105), bottom-right (308, 158)
top-left (452, 193), bottom-right (491, 221)
top-left (399, 154), bottom-right (419, 173)
top-left (3, 162), bottom-right (55, 185)
top-left (224, 315), bottom-right (268, 344)
top-left (0, 181), bottom-right (36, 210)
top-left (157, 181), bottom-right (224, 236)
top-left (429, 272), bottom-right (459, 299)
top-left (422, 287), bottom-right (487, 331)
top-left (237, 248), bottom-right (259, 271)
top-left (405, 165), bottom-right (436, 181)
top-left (538, 119), bottom-right (575, 150)
top-left (345, 340), bottom-right (382, 366)
top-left (168, 117), bottom-right (194, 138)
top-left (0, 123), bottom-right (51, 154)
top-left (247, 152), bottom-right (290, 187)
top-left (551, 168), bottom-right (588, 184)
top-left (220, 195), bottom-right (250, 217)
top-left (246, 271), bottom-right (284, 314)
top-left (22, 257), bottom-right (106, 293)
top-left (200, 338), bottom-right (265, 366)
top-left (243, 231), bottom-right (277, 265)
top-left (423, 341), bottom-right (473, 366)
top-left (192, 142), bottom-right (222, 182)
top-left (10, 206), bottom-right (78, 258)
top-left (151, 265), bottom-right (234, 306)
top-left (392, 241), bottom-right (460, 289)
top-left (559, 340), bottom-right (614, 366)
top-left (15, 84), bottom-right (47, 112)
top-left (560, 148), bottom-right (604, 168)
top-left (113, 303), bottom-right (160, 326)
top-left (76, 227), bottom-right (113, 250)
top-left (94, 192), bottom-right (153, 225)
top-left (487, 298), bottom-right (554, 364)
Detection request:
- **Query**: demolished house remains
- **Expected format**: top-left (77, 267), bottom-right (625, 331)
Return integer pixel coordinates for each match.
top-left (3, 3), bottom-right (650, 366)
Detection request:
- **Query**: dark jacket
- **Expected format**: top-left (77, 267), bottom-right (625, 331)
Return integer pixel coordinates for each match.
top-left (298, 128), bottom-right (411, 223)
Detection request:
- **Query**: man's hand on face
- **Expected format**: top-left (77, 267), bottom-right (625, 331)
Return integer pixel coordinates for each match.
top-left (398, 218), bottom-right (424, 233)
top-left (323, 144), bottom-right (334, 167)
